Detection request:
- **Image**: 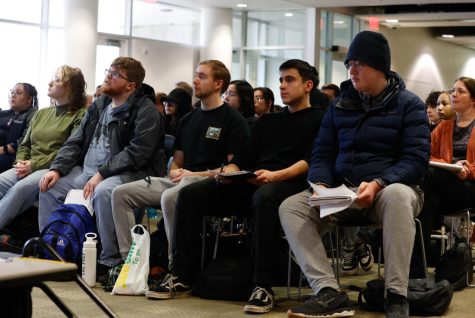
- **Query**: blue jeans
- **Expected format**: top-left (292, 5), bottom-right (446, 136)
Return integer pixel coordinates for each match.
top-left (0, 168), bottom-right (48, 229)
top-left (38, 166), bottom-right (124, 267)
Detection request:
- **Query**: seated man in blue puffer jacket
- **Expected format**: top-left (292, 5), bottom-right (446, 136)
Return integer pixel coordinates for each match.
top-left (279, 30), bottom-right (430, 318)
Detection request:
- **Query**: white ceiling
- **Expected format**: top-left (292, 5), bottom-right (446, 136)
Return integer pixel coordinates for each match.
top-left (157, 0), bottom-right (475, 49)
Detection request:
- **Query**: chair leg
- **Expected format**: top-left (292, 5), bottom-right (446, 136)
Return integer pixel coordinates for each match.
top-left (200, 217), bottom-right (206, 269)
top-left (213, 218), bottom-right (221, 259)
top-left (414, 218), bottom-right (428, 279)
top-left (463, 210), bottom-right (475, 288)
top-left (377, 246), bottom-right (383, 279)
top-left (335, 226), bottom-right (341, 286)
top-left (287, 245), bottom-right (292, 299)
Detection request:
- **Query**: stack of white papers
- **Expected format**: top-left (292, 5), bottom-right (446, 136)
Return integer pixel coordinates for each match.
top-left (308, 182), bottom-right (357, 218)
top-left (64, 189), bottom-right (94, 216)
top-left (429, 161), bottom-right (463, 172)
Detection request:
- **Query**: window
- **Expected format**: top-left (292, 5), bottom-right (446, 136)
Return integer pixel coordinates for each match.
top-left (96, 44), bottom-right (121, 88)
top-left (0, 0), bottom-right (41, 23)
top-left (246, 11), bottom-right (306, 47)
top-left (131, 0), bottom-right (199, 45)
top-left (0, 22), bottom-right (41, 107)
top-left (49, 0), bottom-right (64, 27)
top-left (233, 10), bottom-right (306, 106)
top-left (333, 14), bottom-right (352, 47)
top-left (98, 0), bottom-right (128, 35)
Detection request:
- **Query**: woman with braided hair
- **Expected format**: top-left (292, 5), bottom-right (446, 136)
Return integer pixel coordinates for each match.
top-left (0, 83), bottom-right (38, 173)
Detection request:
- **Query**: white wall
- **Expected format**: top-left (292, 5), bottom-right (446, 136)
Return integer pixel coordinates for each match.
top-left (381, 27), bottom-right (475, 99)
top-left (130, 38), bottom-right (198, 95)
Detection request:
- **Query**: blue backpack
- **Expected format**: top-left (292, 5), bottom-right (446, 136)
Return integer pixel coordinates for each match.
top-left (40, 204), bottom-right (98, 265)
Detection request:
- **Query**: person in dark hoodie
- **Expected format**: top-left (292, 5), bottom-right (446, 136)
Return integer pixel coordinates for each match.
top-left (279, 31), bottom-right (430, 318)
top-left (162, 88), bottom-right (192, 136)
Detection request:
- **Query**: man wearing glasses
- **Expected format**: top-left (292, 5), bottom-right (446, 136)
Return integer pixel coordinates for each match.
top-left (38, 57), bottom-right (166, 280)
top-left (279, 31), bottom-right (430, 318)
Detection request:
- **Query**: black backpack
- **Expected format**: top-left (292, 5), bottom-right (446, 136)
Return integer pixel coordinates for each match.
top-left (352, 278), bottom-right (453, 316)
top-left (193, 257), bottom-right (254, 301)
top-left (193, 233), bottom-right (253, 301)
top-left (435, 237), bottom-right (473, 290)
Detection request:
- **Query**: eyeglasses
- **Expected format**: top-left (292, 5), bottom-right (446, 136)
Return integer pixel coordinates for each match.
top-left (345, 61), bottom-right (367, 70)
top-left (448, 88), bottom-right (468, 96)
top-left (224, 91), bottom-right (238, 97)
top-left (163, 101), bottom-right (176, 107)
top-left (104, 68), bottom-right (130, 81)
top-left (254, 96), bottom-right (264, 102)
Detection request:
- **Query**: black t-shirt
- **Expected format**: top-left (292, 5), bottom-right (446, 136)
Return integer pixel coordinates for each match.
top-left (174, 103), bottom-right (249, 171)
top-left (232, 106), bottom-right (323, 172)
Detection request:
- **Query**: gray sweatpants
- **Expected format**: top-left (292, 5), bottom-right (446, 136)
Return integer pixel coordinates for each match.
top-left (111, 175), bottom-right (208, 264)
top-left (279, 183), bottom-right (423, 297)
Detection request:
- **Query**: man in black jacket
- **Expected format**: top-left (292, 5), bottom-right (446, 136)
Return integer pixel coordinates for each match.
top-left (38, 57), bottom-right (165, 275)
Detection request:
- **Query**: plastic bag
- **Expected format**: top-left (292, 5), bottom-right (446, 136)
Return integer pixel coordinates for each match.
top-left (112, 225), bottom-right (150, 295)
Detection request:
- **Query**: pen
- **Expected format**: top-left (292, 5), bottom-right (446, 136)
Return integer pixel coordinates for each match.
top-left (216, 163), bottom-right (224, 185)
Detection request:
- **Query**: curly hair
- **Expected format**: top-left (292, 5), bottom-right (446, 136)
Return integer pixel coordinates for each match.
top-left (57, 65), bottom-right (87, 111)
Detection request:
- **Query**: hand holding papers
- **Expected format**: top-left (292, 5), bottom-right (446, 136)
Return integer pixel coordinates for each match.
top-left (308, 182), bottom-right (357, 218)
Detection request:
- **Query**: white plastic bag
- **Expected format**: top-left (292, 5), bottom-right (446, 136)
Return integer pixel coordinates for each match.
top-left (112, 224), bottom-right (150, 295)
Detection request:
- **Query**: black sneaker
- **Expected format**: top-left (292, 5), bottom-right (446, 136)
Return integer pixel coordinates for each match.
top-left (96, 263), bottom-right (113, 285)
top-left (287, 287), bottom-right (354, 318)
top-left (385, 291), bottom-right (409, 318)
top-left (244, 286), bottom-right (275, 314)
top-left (145, 273), bottom-right (191, 299)
top-left (355, 241), bottom-right (374, 271)
top-left (342, 245), bottom-right (358, 275)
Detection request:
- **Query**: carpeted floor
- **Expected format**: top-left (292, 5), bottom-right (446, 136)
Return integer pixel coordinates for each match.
top-left (29, 266), bottom-right (475, 318)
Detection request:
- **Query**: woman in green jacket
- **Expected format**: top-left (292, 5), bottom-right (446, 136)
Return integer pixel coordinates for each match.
top-left (0, 65), bottom-right (86, 230)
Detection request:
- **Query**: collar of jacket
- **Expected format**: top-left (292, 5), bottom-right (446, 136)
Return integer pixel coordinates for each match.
top-left (335, 72), bottom-right (403, 112)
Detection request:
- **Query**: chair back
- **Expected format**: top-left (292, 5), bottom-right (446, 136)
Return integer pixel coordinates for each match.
top-left (164, 134), bottom-right (175, 162)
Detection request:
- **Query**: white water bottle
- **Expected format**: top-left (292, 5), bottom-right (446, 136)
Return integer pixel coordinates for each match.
top-left (82, 232), bottom-right (97, 287)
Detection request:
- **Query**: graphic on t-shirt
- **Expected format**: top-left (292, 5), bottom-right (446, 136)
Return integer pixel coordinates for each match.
top-left (206, 126), bottom-right (221, 140)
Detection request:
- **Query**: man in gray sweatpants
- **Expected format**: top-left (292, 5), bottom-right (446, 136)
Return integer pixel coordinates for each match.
top-left (111, 60), bottom-right (249, 264)
top-left (278, 31), bottom-right (430, 318)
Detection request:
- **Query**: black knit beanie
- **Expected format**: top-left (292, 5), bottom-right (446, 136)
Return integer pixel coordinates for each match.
top-left (344, 31), bottom-right (391, 76)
